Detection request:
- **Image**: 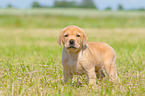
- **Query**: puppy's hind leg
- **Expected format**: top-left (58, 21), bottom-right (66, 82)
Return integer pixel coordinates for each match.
top-left (96, 68), bottom-right (105, 80)
top-left (104, 57), bottom-right (118, 81)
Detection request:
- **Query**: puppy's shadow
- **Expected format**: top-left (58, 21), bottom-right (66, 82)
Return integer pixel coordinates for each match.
top-left (72, 81), bottom-right (83, 87)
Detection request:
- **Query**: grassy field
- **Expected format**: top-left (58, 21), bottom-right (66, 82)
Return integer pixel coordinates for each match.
top-left (0, 8), bottom-right (145, 95)
top-left (0, 8), bottom-right (145, 28)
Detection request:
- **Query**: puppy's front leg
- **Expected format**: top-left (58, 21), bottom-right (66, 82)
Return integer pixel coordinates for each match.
top-left (63, 70), bottom-right (73, 84)
top-left (86, 68), bottom-right (96, 85)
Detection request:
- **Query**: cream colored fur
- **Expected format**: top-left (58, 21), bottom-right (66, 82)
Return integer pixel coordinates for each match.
top-left (57, 25), bottom-right (118, 85)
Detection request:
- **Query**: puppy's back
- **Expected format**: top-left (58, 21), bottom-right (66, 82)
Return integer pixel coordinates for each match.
top-left (87, 42), bottom-right (115, 55)
top-left (87, 42), bottom-right (116, 67)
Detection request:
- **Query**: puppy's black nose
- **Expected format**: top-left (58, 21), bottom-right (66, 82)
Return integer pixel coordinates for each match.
top-left (69, 39), bottom-right (75, 45)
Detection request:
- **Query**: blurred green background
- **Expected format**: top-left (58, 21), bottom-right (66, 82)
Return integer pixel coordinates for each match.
top-left (0, 0), bottom-right (145, 28)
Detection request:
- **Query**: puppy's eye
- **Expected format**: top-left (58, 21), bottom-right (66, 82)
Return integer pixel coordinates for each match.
top-left (64, 35), bottom-right (68, 37)
top-left (76, 35), bottom-right (80, 37)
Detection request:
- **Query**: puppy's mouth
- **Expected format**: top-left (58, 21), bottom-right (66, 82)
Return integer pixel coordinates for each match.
top-left (66, 46), bottom-right (77, 49)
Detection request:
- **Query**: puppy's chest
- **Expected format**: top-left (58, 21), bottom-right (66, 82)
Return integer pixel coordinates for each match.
top-left (67, 58), bottom-right (85, 75)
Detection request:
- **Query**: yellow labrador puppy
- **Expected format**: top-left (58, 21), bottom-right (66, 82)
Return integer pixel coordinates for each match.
top-left (57, 25), bottom-right (118, 85)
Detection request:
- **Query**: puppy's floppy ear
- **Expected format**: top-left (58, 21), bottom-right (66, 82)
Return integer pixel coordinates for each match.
top-left (57, 33), bottom-right (62, 45)
top-left (83, 33), bottom-right (88, 46)
top-left (57, 27), bottom-right (68, 46)
top-left (82, 30), bottom-right (88, 47)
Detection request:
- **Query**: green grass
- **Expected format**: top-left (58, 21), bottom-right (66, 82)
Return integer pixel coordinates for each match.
top-left (0, 28), bottom-right (145, 95)
top-left (0, 8), bottom-right (145, 28)
top-left (1, 8), bottom-right (145, 17)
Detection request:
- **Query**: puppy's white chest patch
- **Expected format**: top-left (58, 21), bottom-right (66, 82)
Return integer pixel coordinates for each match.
top-left (67, 59), bottom-right (85, 75)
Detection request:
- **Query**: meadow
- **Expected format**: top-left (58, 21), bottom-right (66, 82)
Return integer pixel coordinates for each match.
top-left (1, 8), bottom-right (145, 28)
top-left (0, 8), bottom-right (145, 95)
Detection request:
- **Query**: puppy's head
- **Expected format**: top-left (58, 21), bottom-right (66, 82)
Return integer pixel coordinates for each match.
top-left (57, 25), bottom-right (88, 52)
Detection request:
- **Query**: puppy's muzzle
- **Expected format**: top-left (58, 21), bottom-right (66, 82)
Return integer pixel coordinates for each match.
top-left (69, 39), bottom-right (75, 45)
top-left (69, 39), bottom-right (75, 48)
